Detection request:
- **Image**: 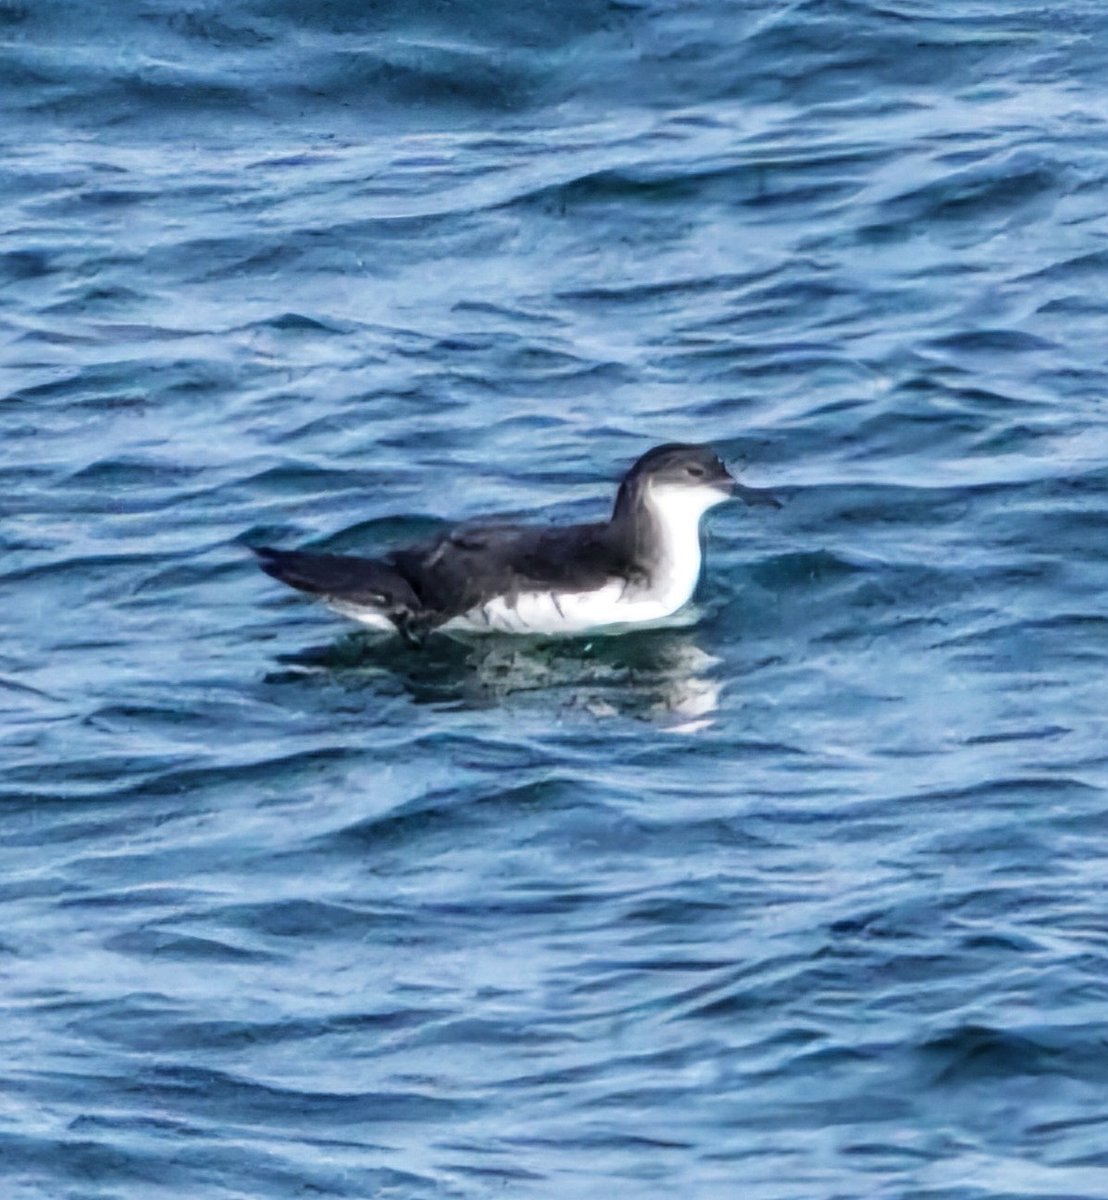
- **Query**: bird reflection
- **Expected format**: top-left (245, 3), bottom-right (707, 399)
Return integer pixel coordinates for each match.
top-left (267, 623), bottom-right (723, 732)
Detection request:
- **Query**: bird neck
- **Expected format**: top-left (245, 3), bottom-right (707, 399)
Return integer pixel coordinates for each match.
top-left (610, 479), bottom-right (713, 591)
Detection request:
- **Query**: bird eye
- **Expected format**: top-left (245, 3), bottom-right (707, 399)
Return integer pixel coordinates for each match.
top-left (685, 464), bottom-right (706, 478)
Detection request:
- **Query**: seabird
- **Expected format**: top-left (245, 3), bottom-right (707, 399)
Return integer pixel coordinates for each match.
top-left (256, 443), bottom-right (778, 644)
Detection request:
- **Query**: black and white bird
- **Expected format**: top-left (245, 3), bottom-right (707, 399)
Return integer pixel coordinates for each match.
top-left (256, 443), bottom-right (778, 644)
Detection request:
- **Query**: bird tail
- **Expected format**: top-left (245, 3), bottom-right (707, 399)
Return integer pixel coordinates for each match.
top-left (254, 547), bottom-right (424, 638)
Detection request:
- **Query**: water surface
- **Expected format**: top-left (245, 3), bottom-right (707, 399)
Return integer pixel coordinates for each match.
top-left (4, 2), bottom-right (1108, 1197)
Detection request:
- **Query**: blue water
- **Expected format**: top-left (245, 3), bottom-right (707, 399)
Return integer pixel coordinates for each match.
top-left (4, 1), bottom-right (1108, 1196)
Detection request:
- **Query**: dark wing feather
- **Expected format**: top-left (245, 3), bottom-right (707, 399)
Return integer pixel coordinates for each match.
top-left (255, 547), bottom-right (421, 612)
top-left (387, 521), bottom-right (629, 624)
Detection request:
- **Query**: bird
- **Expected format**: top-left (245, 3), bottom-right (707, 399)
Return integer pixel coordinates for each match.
top-left (255, 443), bottom-right (779, 645)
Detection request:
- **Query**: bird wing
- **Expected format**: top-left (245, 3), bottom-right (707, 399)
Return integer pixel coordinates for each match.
top-left (255, 547), bottom-right (421, 612)
top-left (388, 521), bottom-right (630, 623)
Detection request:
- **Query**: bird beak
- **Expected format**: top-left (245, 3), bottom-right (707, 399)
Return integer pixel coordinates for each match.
top-left (728, 475), bottom-right (782, 509)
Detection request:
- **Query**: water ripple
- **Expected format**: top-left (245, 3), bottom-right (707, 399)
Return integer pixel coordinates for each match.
top-left (3, 0), bottom-right (1108, 1197)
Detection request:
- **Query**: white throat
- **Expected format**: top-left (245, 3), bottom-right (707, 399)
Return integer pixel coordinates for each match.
top-left (641, 481), bottom-right (728, 609)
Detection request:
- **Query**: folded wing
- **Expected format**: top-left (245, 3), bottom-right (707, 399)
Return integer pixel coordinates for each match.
top-left (388, 521), bottom-right (628, 620)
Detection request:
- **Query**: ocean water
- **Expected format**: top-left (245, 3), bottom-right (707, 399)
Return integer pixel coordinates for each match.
top-left (4, 1), bottom-right (1108, 1196)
